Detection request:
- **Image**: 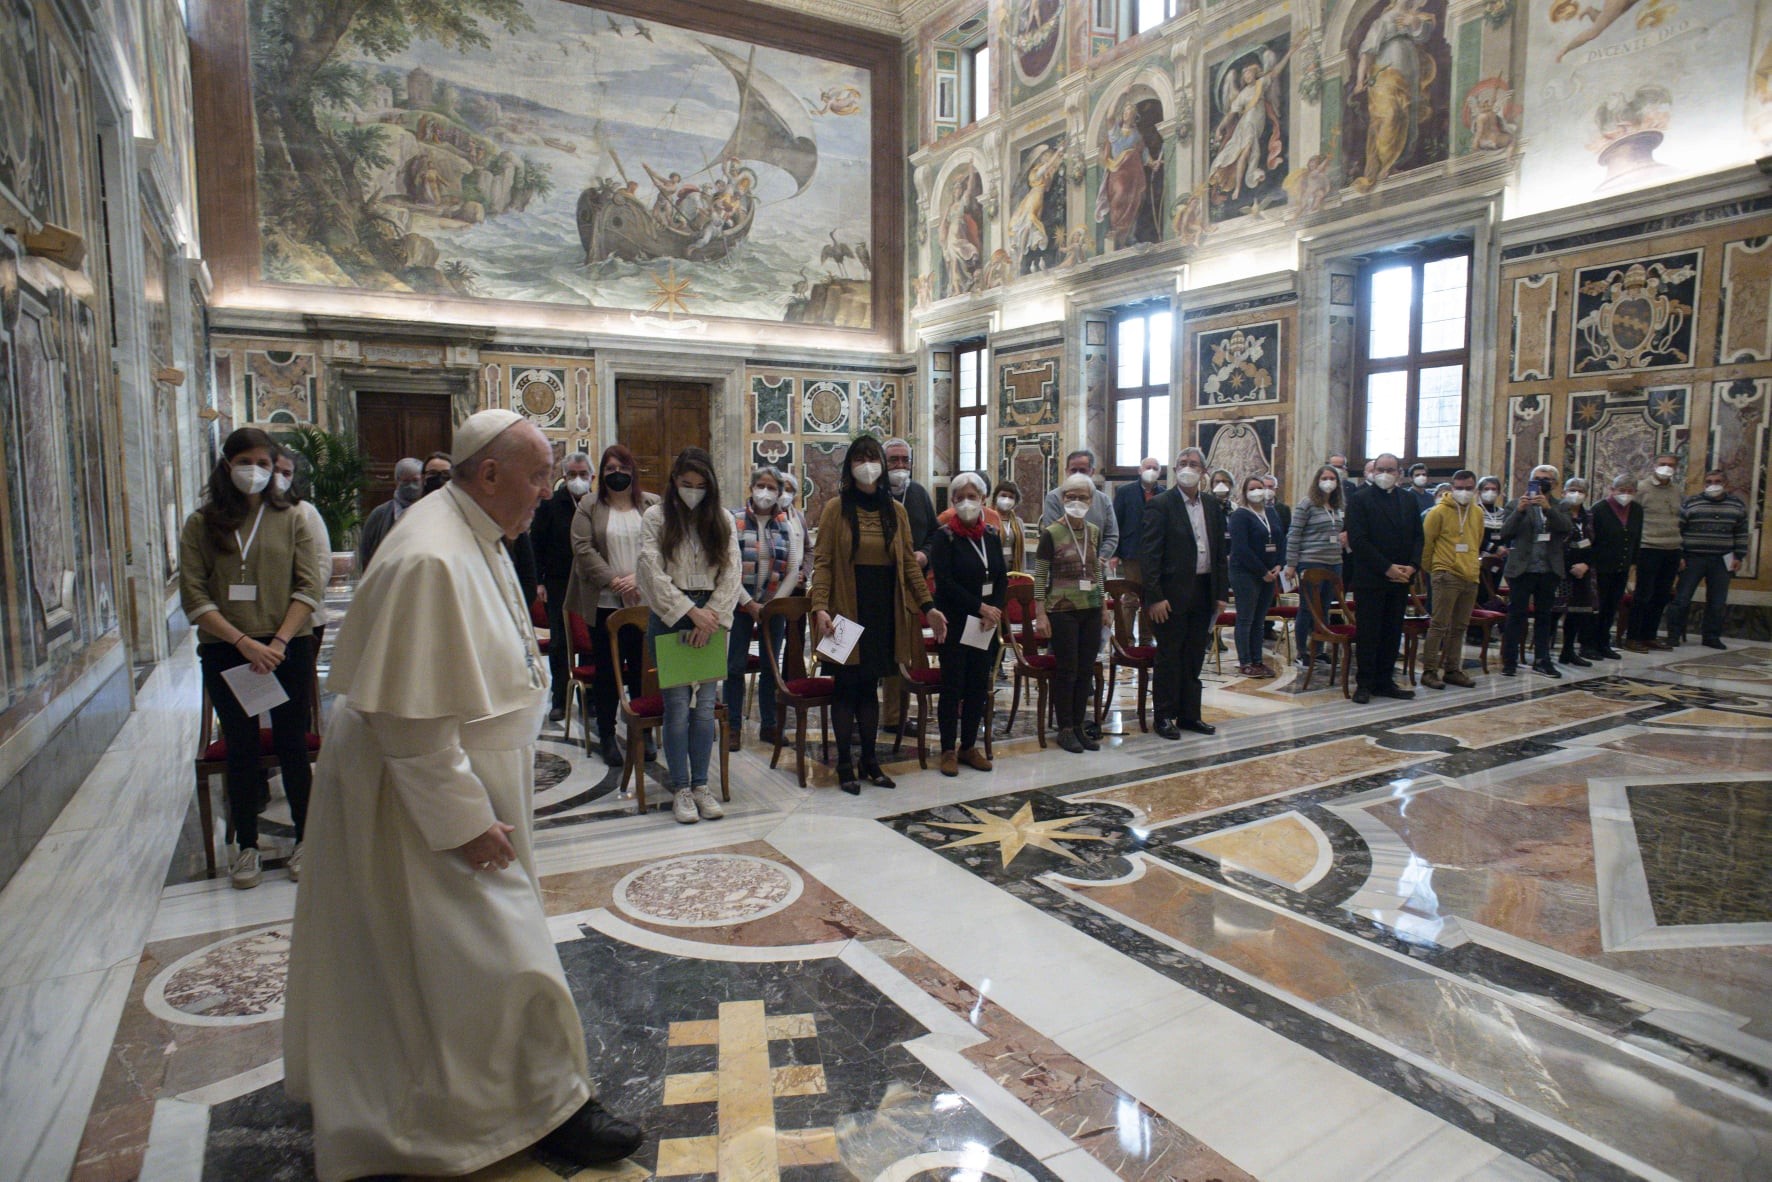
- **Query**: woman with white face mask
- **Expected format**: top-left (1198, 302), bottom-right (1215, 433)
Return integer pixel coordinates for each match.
top-left (1283, 465), bottom-right (1347, 664)
top-left (810, 436), bottom-right (947, 795)
top-left (990, 481), bottom-right (1027, 573)
top-left (636, 448), bottom-right (741, 824)
top-left (929, 473), bottom-right (1008, 776)
top-left (1583, 474), bottom-right (1640, 660)
top-left (1554, 477), bottom-right (1598, 667)
top-left (1034, 473), bottom-right (1111, 754)
top-left (179, 428), bottom-right (326, 890)
top-left (274, 451), bottom-right (333, 646)
top-left (724, 466), bottom-right (801, 752)
top-left (1229, 475), bottom-right (1288, 677)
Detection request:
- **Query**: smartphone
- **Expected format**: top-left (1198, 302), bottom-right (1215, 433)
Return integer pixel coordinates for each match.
top-left (1527, 478), bottom-right (1543, 498)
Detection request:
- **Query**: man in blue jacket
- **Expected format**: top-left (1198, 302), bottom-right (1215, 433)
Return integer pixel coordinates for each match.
top-left (1345, 453), bottom-right (1424, 702)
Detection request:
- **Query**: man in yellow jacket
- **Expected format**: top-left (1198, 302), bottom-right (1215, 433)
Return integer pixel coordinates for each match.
top-left (1419, 469), bottom-right (1485, 689)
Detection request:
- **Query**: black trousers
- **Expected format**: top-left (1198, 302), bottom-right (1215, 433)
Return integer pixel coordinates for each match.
top-left (1504, 571), bottom-right (1558, 666)
top-left (1047, 608), bottom-right (1102, 731)
top-left (831, 664), bottom-right (880, 773)
top-left (1628, 548), bottom-right (1680, 641)
top-left (938, 638), bottom-right (994, 752)
top-left (1667, 552), bottom-right (1733, 642)
top-left (1589, 570), bottom-right (1628, 652)
top-left (199, 634), bottom-right (316, 850)
top-left (1153, 574), bottom-right (1214, 724)
top-left (590, 604), bottom-right (644, 745)
top-left (1353, 581), bottom-right (1408, 691)
top-left (544, 580), bottom-right (570, 710)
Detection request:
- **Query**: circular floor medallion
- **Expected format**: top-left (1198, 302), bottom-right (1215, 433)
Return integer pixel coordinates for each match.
top-left (874, 1151), bottom-right (1038, 1182)
top-left (612, 853), bottom-right (804, 928)
top-left (534, 750), bottom-right (573, 789)
top-left (144, 926), bottom-right (290, 1027)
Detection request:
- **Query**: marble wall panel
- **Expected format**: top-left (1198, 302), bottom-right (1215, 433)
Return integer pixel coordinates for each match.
top-left (743, 364), bottom-right (908, 518)
top-left (1569, 251), bottom-right (1701, 377)
top-left (1197, 416), bottom-right (1277, 481)
top-left (242, 351), bottom-right (317, 425)
top-left (1564, 386), bottom-right (1690, 486)
top-left (1509, 273), bottom-right (1557, 382)
top-left (1719, 237), bottom-right (1772, 365)
top-left (1000, 431), bottom-right (1058, 526)
top-left (1195, 320), bottom-right (1282, 409)
top-left (1504, 393), bottom-right (1549, 494)
top-left (1709, 378), bottom-right (1769, 578)
top-left (1181, 299), bottom-right (1296, 496)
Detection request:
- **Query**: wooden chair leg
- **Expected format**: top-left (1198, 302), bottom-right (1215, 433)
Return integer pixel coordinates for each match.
top-left (891, 686), bottom-right (907, 758)
top-left (820, 705), bottom-right (831, 762)
top-left (1137, 666), bottom-right (1149, 732)
top-left (915, 691), bottom-right (929, 769)
top-left (1340, 646), bottom-right (1352, 698)
top-left (627, 720), bottom-right (646, 814)
top-left (795, 709), bottom-right (810, 788)
top-left (1301, 640), bottom-right (1317, 691)
top-left (1035, 678), bottom-right (1048, 749)
top-left (1007, 671), bottom-right (1023, 731)
top-left (718, 706), bottom-right (731, 802)
top-left (197, 773), bottom-right (218, 879)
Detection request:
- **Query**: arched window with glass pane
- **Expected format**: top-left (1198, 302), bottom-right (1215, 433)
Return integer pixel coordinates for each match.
top-left (1353, 246), bottom-right (1472, 468)
top-left (1109, 304), bottom-right (1172, 477)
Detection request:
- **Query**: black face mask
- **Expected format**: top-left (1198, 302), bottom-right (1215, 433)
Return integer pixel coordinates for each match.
top-left (602, 471), bottom-right (633, 493)
top-left (422, 472), bottom-right (449, 495)
top-left (394, 482), bottom-right (422, 506)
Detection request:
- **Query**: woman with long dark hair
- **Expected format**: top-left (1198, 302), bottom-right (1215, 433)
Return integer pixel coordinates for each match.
top-left (635, 448), bottom-right (740, 823)
top-left (1284, 464), bottom-right (1347, 666)
top-left (565, 444), bottom-right (659, 765)
top-left (179, 428), bottom-right (325, 889)
top-left (810, 436), bottom-right (947, 794)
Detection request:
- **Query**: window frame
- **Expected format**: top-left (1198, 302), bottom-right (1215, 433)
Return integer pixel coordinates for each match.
top-left (1351, 242), bottom-right (1473, 471)
top-left (962, 39), bottom-right (992, 126)
top-left (953, 340), bottom-right (990, 477)
top-left (1127, 0), bottom-right (1178, 38)
top-left (1105, 302), bottom-right (1173, 481)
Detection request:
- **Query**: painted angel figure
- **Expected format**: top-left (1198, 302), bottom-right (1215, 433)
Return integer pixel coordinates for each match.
top-left (811, 85), bottom-right (863, 116)
top-left (1207, 44), bottom-right (1296, 208)
top-left (1008, 144), bottom-right (1064, 272)
top-left (1462, 80), bottom-right (1516, 151)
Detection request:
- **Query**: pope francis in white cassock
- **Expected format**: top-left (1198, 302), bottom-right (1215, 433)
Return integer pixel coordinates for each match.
top-left (285, 410), bottom-right (643, 1181)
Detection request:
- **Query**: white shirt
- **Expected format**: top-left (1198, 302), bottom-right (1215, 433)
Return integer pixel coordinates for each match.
top-left (1182, 491), bottom-right (1212, 574)
top-left (598, 508), bottom-right (643, 609)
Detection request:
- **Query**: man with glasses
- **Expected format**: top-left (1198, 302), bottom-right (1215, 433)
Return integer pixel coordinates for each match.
top-left (1345, 452), bottom-right (1423, 702)
top-left (1142, 448), bottom-right (1229, 740)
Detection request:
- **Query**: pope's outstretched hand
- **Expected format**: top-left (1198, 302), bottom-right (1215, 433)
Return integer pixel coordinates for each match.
top-left (457, 822), bottom-right (516, 871)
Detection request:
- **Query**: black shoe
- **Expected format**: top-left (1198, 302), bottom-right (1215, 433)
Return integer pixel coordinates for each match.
top-left (601, 737), bottom-right (624, 767)
top-left (1532, 660), bottom-right (1563, 679)
top-left (880, 723), bottom-right (901, 736)
top-left (1562, 653), bottom-right (1593, 668)
top-left (837, 767), bottom-right (860, 795)
top-left (1178, 719), bottom-right (1216, 735)
top-left (537, 1097), bottom-right (644, 1167)
top-left (1703, 638), bottom-right (1726, 650)
top-left (1600, 647), bottom-right (1623, 660)
top-left (860, 764), bottom-right (896, 788)
top-left (1579, 648), bottom-right (1608, 661)
top-left (1058, 729), bottom-right (1085, 753)
top-left (1353, 687), bottom-right (1373, 702)
top-left (1375, 684), bottom-right (1415, 700)
top-left (1078, 726), bottom-right (1101, 751)
top-left (1501, 665), bottom-right (1517, 677)
top-left (643, 736), bottom-right (658, 762)
top-left (548, 706), bottom-right (566, 723)
top-left (1154, 720), bottom-right (1182, 740)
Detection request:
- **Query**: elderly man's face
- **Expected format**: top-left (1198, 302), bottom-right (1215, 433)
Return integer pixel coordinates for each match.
top-left (885, 444), bottom-right (912, 472)
top-left (564, 458), bottom-right (593, 483)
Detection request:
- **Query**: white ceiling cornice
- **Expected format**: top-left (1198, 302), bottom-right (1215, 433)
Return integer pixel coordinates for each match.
top-left (736, 0), bottom-right (913, 37)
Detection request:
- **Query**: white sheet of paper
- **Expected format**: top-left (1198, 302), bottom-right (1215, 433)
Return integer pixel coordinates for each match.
top-left (1279, 569), bottom-right (1298, 594)
top-left (960, 614), bottom-right (996, 650)
top-left (815, 615), bottom-right (863, 663)
top-left (221, 663), bottom-right (290, 716)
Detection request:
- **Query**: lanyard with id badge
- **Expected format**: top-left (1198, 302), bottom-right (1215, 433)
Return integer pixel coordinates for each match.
top-left (1065, 519), bottom-right (1094, 593)
top-left (229, 505), bottom-right (267, 602)
top-left (968, 534), bottom-right (995, 599)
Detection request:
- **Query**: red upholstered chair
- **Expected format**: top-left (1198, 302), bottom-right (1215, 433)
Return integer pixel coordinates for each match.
top-left (1466, 607), bottom-right (1504, 673)
top-left (605, 605), bottom-right (730, 814)
top-left (1400, 572), bottom-right (1434, 685)
top-left (893, 645), bottom-right (943, 770)
top-left (1211, 607), bottom-right (1237, 674)
top-left (1104, 578), bottom-right (1156, 733)
top-left (1002, 577), bottom-right (1055, 749)
top-left (1299, 567), bottom-right (1354, 698)
top-left (529, 593), bottom-right (550, 656)
top-left (758, 596), bottom-right (834, 788)
top-left (563, 611), bottom-right (597, 751)
top-left (192, 663), bottom-right (324, 880)
top-left (1266, 600), bottom-right (1299, 664)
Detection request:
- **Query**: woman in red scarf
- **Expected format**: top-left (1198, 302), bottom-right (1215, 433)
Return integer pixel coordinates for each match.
top-left (928, 473), bottom-right (1009, 776)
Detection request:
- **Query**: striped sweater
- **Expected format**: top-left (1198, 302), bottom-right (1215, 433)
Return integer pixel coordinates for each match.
top-left (1285, 501), bottom-right (1345, 566)
top-left (1678, 493), bottom-right (1749, 558)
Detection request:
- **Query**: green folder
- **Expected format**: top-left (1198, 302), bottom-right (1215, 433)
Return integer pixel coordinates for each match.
top-left (655, 627), bottom-right (729, 689)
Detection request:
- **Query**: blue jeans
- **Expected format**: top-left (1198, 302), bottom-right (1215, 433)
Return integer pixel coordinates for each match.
top-left (1666, 552), bottom-right (1733, 642)
top-left (725, 610), bottom-right (785, 732)
top-left (1230, 569), bottom-right (1276, 667)
top-left (1296, 561), bottom-right (1341, 653)
top-left (649, 599), bottom-right (719, 791)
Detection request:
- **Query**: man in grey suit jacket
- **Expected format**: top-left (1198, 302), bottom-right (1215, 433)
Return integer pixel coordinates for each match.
top-left (1142, 448), bottom-right (1230, 739)
top-left (1498, 463), bottom-right (1573, 677)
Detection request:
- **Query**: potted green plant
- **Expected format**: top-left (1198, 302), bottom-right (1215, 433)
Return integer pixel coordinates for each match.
top-left (275, 425), bottom-right (369, 551)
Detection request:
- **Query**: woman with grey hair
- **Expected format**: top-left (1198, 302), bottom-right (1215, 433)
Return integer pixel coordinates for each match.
top-left (1555, 475), bottom-right (1597, 667)
top-left (1499, 464), bottom-right (1573, 677)
top-left (725, 465), bottom-right (802, 749)
top-left (1034, 472), bottom-right (1111, 754)
top-left (928, 473), bottom-right (1008, 775)
top-left (1583, 473), bottom-right (1640, 660)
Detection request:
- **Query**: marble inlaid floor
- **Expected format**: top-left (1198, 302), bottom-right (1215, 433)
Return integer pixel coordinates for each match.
top-left (4, 620), bottom-right (1771, 1182)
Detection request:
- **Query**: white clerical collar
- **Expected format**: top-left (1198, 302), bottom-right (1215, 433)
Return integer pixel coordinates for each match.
top-left (444, 481), bottom-right (508, 545)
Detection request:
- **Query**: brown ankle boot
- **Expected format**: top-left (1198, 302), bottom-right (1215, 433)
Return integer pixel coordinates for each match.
top-left (939, 750), bottom-right (959, 777)
top-left (959, 748), bottom-right (993, 771)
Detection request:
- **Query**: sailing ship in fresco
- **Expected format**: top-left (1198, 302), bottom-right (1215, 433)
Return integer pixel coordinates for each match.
top-left (576, 42), bottom-right (818, 264)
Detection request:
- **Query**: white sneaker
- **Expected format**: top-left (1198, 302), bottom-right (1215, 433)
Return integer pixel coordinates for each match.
top-left (287, 842), bottom-right (304, 882)
top-left (672, 790), bottom-right (700, 824)
top-left (230, 847), bottom-right (263, 890)
top-left (691, 788), bottom-right (724, 820)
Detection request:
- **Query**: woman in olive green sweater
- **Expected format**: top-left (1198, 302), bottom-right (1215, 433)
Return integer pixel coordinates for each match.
top-left (180, 427), bottom-right (324, 889)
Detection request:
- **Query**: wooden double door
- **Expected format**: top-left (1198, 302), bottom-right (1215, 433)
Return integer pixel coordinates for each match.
top-left (356, 392), bottom-right (452, 512)
top-left (616, 380), bottom-right (710, 493)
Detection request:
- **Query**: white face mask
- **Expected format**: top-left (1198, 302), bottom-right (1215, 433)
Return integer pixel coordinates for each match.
top-left (1140, 468), bottom-right (1159, 485)
top-left (1319, 479), bottom-right (1339, 495)
top-left (853, 461), bottom-right (883, 487)
top-left (1063, 499), bottom-right (1090, 519)
top-left (1654, 465), bottom-right (1675, 480)
top-left (1413, 473), bottom-right (1428, 487)
top-left (996, 496), bottom-right (1017, 513)
top-left (1246, 488), bottom-right (1267, 504)
top-left (954, 498), bottom-right (982, 522)
top-left (1451, 488), bottom-right (1473, 506)
top-left (1176, 467), bottom-right (1202, 489)
top-left (1566, 491), bottom-right (1585, 505)
top-left (1373, 472), bottom-right (1398, 491)
top-left (565, 476), bottom-right (591, 497)
top-left (231, 464), bottom-right (271, 495)
top-left (887, 467), bottom-right (910, 491)
top-left (677, 485), bottom-right (707, 509)
top-left (1212, 482), bottom-right (1231, 496)
top-left (1480, 489), bottom-right (1498, 505)
top-left (1614, 493), bottom-right (1634, 506)
top-left (272, 472), bottom-right (293, 494)
top-left (1704, 483), bottom-right (1725, 498)
top-left (751, 487), bottom-right (778, 509)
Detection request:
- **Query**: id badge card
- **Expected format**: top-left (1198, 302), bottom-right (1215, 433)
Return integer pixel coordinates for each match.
top-left (1535, 532), bottom-right (1551, 543)
top-left (1454, 542), bottom-right (1470, 552)
top-left (980, 581), bottom-right (994, 597)
top-left (228, 584), bottom-right (258, 602)
top-left (1078, 580), bottom-right (1094, 592)
top-left (1264, 543), bottom-right (1278, 553)
top-left (1575, 538), bottom-right (1592, 548)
